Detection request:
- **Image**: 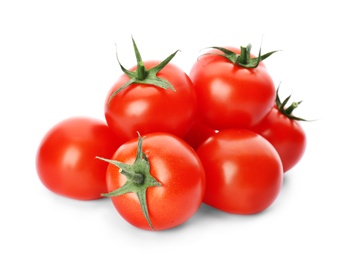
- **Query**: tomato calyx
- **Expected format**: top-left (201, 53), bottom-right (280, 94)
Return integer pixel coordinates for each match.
top-left (276, 86), bottom-right (307, 121)
top-left (96, 133), bottom-right (162, 230)
top-left (107, 37), bottom-right (179, 106)
top-left (206, 44), bottom-right (278, 68)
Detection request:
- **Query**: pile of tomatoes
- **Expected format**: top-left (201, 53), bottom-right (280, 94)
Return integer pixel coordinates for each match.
top-left (36, 38), bottom-right (307, 231)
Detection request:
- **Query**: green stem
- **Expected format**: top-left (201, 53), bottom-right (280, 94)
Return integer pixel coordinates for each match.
top-left (205, 44), bottom-right (278, 69)
top-left (137, 61), bottom-right (147, 80)
top-left (96, 133), bottom-right (161, 230)
top-left (106, 37), bottom-right (178, 107)
top-left (275, 86), bottom-right (308, 121)
top-left (238, 45), bottom-right (249, 64)
top-left (120, 169), bottom-right (145, 184)
top-left (284, 102), bottom-right (299, 115)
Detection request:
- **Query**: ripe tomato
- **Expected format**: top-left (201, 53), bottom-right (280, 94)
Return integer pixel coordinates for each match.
top-left (97, 132), bottom-right (206, 231)
top-left (36, 117), bottom-right (123, 200)
top-left (197, 129), bottom-right (283, 214)
top-left (189, 45), bottom-right (277, 130)
top-left (250, 89), bottom-right (307, 173)
top-left (105, 38), bottom-right (197, 142)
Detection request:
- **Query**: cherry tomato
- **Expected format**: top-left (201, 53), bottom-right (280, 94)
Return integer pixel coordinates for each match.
top-left (196, 129), bottom-right (283, 214)
top-left (189, 45), bottom-right (277, 129)
top-left (105, 38), bottom-right (197, 142)
top-left (36, 117), bottom-right (123, 200)
top-left (98, 132), bottom-right (206, 231)
top-left (250, 89), bottom-right (307, 173)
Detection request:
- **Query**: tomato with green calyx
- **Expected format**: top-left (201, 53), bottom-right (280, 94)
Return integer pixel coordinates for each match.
top-left (36, 117), bottom-right (122, 200)
top-left (197, 129), bottom-right (283, 214)
top-left (105, 37), bottom-right (197, 142)
top-left (250, 86), bottom-right (307, 173)
top-left (97, 132), bottom-right (206, 231)
top-left (189, 44), bottom-right (278, 130)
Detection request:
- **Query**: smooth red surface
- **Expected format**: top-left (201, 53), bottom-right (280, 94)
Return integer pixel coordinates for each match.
top-left (189, 47), bottom-right (275, 130)
top-left (250, 107), bottom-right (307, 172)
top-left (197, 129), bottom-right (283, 214)
top-left (105, 133), bottom-right (206, 231)
top-left (105, 61), bottom-right (197, 142)
top-left (183, 119), bottom-right (217, 150)
top-left (36, 117), bottom-right (122, 200)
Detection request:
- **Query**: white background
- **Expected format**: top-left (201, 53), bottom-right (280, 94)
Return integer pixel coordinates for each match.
top-left (1, 0), bottom-right (343, 259)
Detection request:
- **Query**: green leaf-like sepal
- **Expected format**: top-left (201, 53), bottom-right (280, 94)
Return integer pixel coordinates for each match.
top-left (96, 133), bottom-right (161, 230)
top-left (204, 44), bottom-right (278, 68)
top-left (275, 85), bottom-right (308, 121)
top-left (107, 37), bottom-right (179, 106)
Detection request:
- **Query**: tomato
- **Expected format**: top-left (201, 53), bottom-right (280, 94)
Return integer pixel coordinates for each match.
top-left (183, 119), bottom-right (217, 150)
top-left (250, 88), bottom-right (307, 173)
top-left (189, 44), bottom-right (277, 130)
top-left (105, 38), bottom-right (197, 142)
top-left (196, 129), bottom-right (283, 214)
top-left (36, 117), bottom-right (123, 200)
top-left (97, 132), bottom-right (206, 231)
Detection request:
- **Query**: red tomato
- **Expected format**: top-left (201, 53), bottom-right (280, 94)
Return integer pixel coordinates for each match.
top-left (105, 39), bottom-right (197, 142)
top-left (98, 133), bottom-right (206, 231)
top-left (197, 129), bottom-right (283, 214)
top-left (105, 61), bottom-right (196, 142)
top-left (36, 117), bottom-right (123, 200)
top-left (250, 94), bottom-right (307, 173)
top-left (183, 119), bottom-right (217, 150)
top-left (189, 45), bottom-right (276, 130)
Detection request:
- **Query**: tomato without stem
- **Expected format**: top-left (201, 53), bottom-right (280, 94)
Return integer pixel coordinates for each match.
top-left (197, 129), bottom-right (283, 214)
top-left (36, 117), bottom-right (122, 200)
top-left (105, 38), bottom-right (197, 142)
top-left (97, 132), bottom-right (206, 231)
top-left (189, 45), bottom-right (277, 130)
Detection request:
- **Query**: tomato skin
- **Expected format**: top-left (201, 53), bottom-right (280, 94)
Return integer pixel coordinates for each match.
top-left (36, 117), bottom-right (122, 200)
top-left (105, 133), bottom-right (206, 231)
top-left (183, 119), bottom-right (217, 150)
top-left (250, 107), bottom-right (306, 173)
top-left (189, 47), bottom-right (275, 130)
top-left (196, 129), bottom-right (283, 214)
top-left (105, 61), bottom-right (197, 142)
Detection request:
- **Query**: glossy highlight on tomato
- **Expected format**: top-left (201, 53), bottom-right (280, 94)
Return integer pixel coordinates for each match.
top-left (197, 129), bottom-right (283, 214)
top-left (189, 46), bottom-right (276, 130)
top-left (250, 89), bottom-right (307, 173)
top-left (100, 132), bottom-right (206, 231)
top-left (36, 117), bottom-right (122, 200)
top-left (105, 62), bottom-right (196, 141)
top-left (105, 38), bottom-right (197, 142)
